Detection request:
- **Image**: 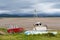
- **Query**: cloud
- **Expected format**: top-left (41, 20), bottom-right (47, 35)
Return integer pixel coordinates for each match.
top-left (0, 10), bottom-right (10, 14)
top-left (39, 0), bottom-right (60, 3)
top-left (30, 3), bottom-right (60, 14)
top-left (0, 0), bottom-right (60, 14)
top-left (19, 9), bottom-right (34, 13)
top-left (52, 3), bottom-right (60, 9)
top-left (0, 0), bottom-right (37, 10)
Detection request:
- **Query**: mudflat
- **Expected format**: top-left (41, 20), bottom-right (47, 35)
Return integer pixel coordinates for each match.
top-left (0, 17), bottom-right (60, 30)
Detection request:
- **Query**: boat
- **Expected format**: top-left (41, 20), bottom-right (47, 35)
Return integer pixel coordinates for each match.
top-left (24, 9), bottom-right (57, 35)
top-left (7, 24), bottom-right (24, 34)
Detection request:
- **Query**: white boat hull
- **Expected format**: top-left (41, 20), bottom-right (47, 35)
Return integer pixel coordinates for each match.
top-left (25, 30), bottom-right (57, 35)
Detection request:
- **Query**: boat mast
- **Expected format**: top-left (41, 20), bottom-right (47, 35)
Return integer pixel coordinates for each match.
top-left (34, 9), bottom-right (39, 22)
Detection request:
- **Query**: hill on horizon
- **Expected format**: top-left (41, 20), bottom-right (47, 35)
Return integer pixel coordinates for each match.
top-left (0, 13), bottom-right (60, 17)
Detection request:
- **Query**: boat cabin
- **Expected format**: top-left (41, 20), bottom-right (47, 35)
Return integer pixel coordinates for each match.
top-left (33, 22), bottom-right (47, 31)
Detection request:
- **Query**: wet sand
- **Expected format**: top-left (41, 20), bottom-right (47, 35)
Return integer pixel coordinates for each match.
top-left (0, 17), bottom-right (60, 30)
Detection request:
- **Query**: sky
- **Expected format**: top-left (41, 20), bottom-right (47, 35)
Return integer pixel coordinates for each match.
top-left (0, 0), bottom-right (60, 14)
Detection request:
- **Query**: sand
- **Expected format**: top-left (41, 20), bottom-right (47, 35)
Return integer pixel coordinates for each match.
top-left (0, 17), bottom-right (60, 30)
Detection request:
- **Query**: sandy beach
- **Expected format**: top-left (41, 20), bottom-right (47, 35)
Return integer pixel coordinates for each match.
top-left (0, 17), bottom-right (60, 30)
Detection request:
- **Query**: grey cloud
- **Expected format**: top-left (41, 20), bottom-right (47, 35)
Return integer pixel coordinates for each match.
top-left (0, 0), bottom-right (60, 10)
top-left (0, 0), bottom-right (60, 14)
top-left (0, 0), bottom-right (35, 10)
top-left (40, 0), bottom-right (60, 3)
top-left (52, 3), bottom-right (60, 9)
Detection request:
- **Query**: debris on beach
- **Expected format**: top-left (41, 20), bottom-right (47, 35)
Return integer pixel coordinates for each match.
top-left (0, 31), bottom-right (6, 35)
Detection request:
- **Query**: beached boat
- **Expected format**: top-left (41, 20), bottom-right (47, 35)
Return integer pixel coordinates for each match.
top-left (24, 9), bottom-right (57, 35)
top-left (7, 25), bottom-right (24, 33)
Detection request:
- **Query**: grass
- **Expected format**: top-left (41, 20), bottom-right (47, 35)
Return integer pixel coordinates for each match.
top-left (0, 28), bottom-right (60, 40)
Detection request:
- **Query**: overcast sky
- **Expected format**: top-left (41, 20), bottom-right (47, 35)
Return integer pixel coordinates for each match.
top-left (0, 0), bottom-right (60, 14)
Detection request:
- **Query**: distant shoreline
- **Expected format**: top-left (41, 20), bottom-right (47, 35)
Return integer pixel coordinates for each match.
top-left (0, 17), bottom-right (60, 18)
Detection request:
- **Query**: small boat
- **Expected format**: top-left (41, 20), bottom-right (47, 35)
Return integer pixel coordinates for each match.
top-left (7, 25), bottom-right (24, 33)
